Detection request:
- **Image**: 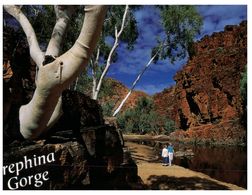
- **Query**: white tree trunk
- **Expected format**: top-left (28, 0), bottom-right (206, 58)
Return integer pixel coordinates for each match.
top-left (5, 5), bottom-right (107, 139)
top-left (92, 5), bottom-right (129, 100)
top-left (74, 77), bottom-right (79, 91)
top-left (112, 50), bottom-right (160, 117)
top-left (91, 47), bottom-right (100, 99)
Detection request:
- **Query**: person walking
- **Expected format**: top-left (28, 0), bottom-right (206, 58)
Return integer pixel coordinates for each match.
top-left (167, 143), bottom-right (174, 166)
top-left (161, 144), bottom-right (169, 166)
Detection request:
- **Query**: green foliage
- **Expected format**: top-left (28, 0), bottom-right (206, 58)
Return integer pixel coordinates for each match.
top-left (240, 65), bottom-right (247, 127)
top-left (83, 5), bottom-right (139, 98)
top-left (103, 6), bottom-right (139, 50)
top-left (90, 6), bottom-right (139, 71)
top-left (156, 5), bottom-right (203, 63)
top-left (75, 69), bottom-right (115, 99)
top-left (240, 66), bottom-right (247, 124)
top-left (240, 65), bottom-right (247, 103)
top-left (75, 70), bottom-right (93, 96)
top-left (164, 119), bottom-right (176, 134)
top-left (63, 6), bottom-right (84, 52)
top-left (89, 5), bottom-right (139, 67)
top-left (98, 78), bottom-right (115, 99)
top-left (117, 96), bottom-right (176, 135)
top-left (5, 5), bottom-right (84, 53)
top-left (216, 47), bottom-right (224, 54)
top-left (102, 101), bottom-right (115, 117)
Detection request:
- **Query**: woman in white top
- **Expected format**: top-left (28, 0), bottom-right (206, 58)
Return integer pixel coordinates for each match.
top-left (161, 145), bottom-right (169, 166)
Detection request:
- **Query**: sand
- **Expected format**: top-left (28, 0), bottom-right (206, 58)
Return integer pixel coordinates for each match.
top-left (125, 142), bottom-right (244, 190)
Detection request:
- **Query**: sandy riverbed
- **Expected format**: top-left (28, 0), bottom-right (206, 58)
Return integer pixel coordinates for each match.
top-left (124, 142), bottom-right (244, 190)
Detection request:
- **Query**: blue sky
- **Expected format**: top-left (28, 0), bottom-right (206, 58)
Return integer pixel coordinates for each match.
top-left (106, 5), bottom-right (247, 95)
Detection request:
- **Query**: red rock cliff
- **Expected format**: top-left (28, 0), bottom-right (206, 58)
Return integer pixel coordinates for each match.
top-left (154, 21), bottom-right (247, 144)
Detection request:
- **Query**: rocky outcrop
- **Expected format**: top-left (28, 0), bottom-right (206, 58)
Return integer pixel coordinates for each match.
top-left (154, 21), bottom-right (247, 145)
top-left (3, 91), bottom-right (143, 189)
top-left (153, 86), bottom-right (177, 126)
top-left (3, 126), bottom-right (143, 190)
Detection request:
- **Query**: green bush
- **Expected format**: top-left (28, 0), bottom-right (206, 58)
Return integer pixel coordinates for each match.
top-left (102, 101), bottom-right (115, 117)
top-left (240, 65), bottom-right (247, 103)
top-left (117, 96), bottom-right (176, 135)
top-left (240, 65), bottom-right (247, 126)
top-left (164, 119), bottom-right (176, 135)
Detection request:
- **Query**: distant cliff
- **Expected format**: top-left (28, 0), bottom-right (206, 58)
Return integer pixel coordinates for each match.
top-left (98, 78), bottom-right (149, 114)
top-left (154, 21), bottom-right (247, 145)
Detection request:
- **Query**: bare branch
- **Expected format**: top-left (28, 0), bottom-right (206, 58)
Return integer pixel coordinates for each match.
top-left (45, 5), bottom-right (76, 57)
top-left (117, 5), bottom-right (129, 37)
top-left (4, 5), bottom-right (44, 67)
top-left (93, 5), bottom-right (129, 100)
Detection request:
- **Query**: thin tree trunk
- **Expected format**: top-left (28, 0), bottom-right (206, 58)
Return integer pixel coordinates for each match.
top-left (74, 76), bottom-right (79, 91)
top-left (91, 47), bottom-right (100, 99)
top-left (93, 5), bottom-right (129, 100)
top-left (112, 49), bottom-right (161, 117)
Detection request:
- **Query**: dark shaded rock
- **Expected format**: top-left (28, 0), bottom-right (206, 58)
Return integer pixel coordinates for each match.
top-left (3, 84), bottom-right (142, 189)
top-left (46, 90), bottom-right (105, 139)
top-left (3, 140), bottom-right (90, 190)
top-left (3, 126), bottom-right (144, 190)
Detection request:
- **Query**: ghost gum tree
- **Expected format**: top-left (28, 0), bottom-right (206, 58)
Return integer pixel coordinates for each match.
top-left (113, 5), bottom-right (203, 116)
top-left (4, 5), bottom-right (107, 139)
top-left (79, 5), bottom-right (138, 100)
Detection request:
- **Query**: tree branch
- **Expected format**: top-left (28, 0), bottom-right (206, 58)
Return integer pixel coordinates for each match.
top-left (91, 47), bottom-right (100, 98)
top-left (117, 5), bottom-right (129, 37)
top-left (4, 5), bottom-right (44, 67)
top-left (45, 5), bottom-right (75, 57)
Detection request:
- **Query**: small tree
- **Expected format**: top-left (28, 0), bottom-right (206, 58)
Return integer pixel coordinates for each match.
top-left (102, 101), bottom-right (116, 117)
top-left (116, 96), bottom-right (175, 135)
top-left (164, 119), bottom-right (176, 135)
top-left (240, 65), bottom-right (247, 103)
top-left (240, 65), bottom-right (247, 126)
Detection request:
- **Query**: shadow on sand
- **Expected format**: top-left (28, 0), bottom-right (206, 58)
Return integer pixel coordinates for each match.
top-left (145, 175), bottom-right (230, 190)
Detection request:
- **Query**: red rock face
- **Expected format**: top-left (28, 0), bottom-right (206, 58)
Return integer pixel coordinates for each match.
top-left (153, 86), bottom-right (178, 123)
top-left (154, 21), bottom-right (247, 144)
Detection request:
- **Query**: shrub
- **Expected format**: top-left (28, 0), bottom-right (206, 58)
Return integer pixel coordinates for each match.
top-left (164, 119), bottom-right (176, 135)
top-left (117, 96), bottom-right (176, 135)
top-left (102, 101), bottom-right (115, 117)
top-left (240, 65), bottom-right (247, 127)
